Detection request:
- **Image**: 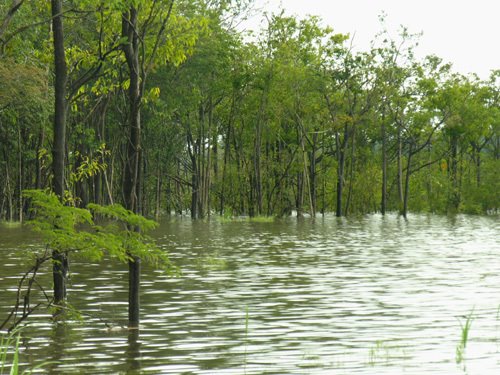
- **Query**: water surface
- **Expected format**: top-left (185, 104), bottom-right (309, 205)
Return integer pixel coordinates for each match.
top-left (1, 213), bottom-right (499, 374)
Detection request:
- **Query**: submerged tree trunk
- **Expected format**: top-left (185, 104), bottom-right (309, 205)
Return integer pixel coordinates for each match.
top-left (51, 0), bottom-right (68, 306)
top-left (345, 127), bottom-right (356, 216)
top-left (449, 134), bottom-right (460, 210)
top-left (401, 143), bottom-right (413, 219)
top-left (309, 131), bottom-right (318, 217)
top-left (3, 149), bottom-right (13, 222)
top-left (155, 163), bottom-right (162, 220)
top-left (253, 121), bottom-right (263, 216)
top-left (381, 113), bottom-right (387, 215)
top-left (17, 124), bottom-right (22, 222)
top-left (219, 107), bottom-right (233, 215)
top-left (335, 129), bottom-right (348, 218)
top-left (122, 6), bottom-right (142, 327)
top-left (397, 124), bottom-right (404, 210)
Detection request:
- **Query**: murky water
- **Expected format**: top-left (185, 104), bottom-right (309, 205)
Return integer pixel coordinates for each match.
top-left (1, 213), bottom-right (499, 374)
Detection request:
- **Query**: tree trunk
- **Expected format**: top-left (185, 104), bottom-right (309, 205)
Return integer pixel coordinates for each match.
top-left (253, 86), bottom-right (268, 216)
top-left (397, 125), bottom-right (404, 209)
top-left (296, 171), bottom-right (304, 218)
top-left (93, 97), bottom-right (109, 205)
top-left (336, 130), bottom-right (348, 217)
top-left (122, 6), bottom-right (142, 327)
top-left (17, 123), bottom-right (22, 222)
top-left (402, 143), bottom-right (413, 219)
top-left (381, 115), bottom-right (387, 215)
top-left (345, 127), bottom-right (356, 216)
top-left (35, 127), bottom-right (45, 189)
top-left (449, 134), bottom-right (460, 210)
top-left (3, 149), bottom-right (13, 222)
top-left (476, 151), bottom-right (481, 187)
top-left (309, 131), bottom-right (318, 217)
top-left (187, 129), bottom-right (199, 219)
top-left (253, 123), bottom-right (262, 216)
top-left (51, 0), bottom-right (68, 306)
top-left (219, 119), bottom-right (232, 215)
top-left (300, 128), bottom-right (314, 217)
top-left (155, 163), bottom-right (162, 220)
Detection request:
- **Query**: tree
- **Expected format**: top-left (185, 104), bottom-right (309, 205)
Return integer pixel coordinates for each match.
top-left (119, 0), bottom-right (204, 325)
top-left (50, 0), bottom-right (69, 306)
top-left (1, 189), bottom-right (172, 332)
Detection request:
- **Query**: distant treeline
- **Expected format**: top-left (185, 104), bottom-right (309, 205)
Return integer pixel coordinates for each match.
top-left (0, 1), bottom-right (498, 221)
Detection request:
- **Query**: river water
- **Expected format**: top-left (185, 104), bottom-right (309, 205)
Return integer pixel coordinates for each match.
top-left (1, 213), bottom-right (499, 374)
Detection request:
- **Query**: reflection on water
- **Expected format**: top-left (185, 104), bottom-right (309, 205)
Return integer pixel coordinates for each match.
top-left (126, 329), bottom-right (141, 372)
top-left (1, 213), bottom-right (500, 374)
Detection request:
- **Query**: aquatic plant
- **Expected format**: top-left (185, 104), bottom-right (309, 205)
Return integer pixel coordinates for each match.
top-left (195, 253), bottom-right (227, 271)
top-left (368, 340), bottom-right (390, 366)
top-left (456, 309), bottom-right (474, 364)
top-left (1, 328), bottom-right (54, 375)
top-left (367, 340), bottom-right (408, 366)
top-left (217, 215), bottom-right (275, 223)
top-left (298, 352), bottom-right (322, 369)
top-left (0, 329), bottom-right (19, 375)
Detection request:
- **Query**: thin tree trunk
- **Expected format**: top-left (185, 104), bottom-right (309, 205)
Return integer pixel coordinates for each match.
top-left (51, 0), bottom-right (68, 306)
top-left (3, 151), bottom-right (13, 222)
top-left (155, 163), bottom-right (161, 220)
top-left (219, 119), bottom-right (232, 215)
top-left (336, 130), bottom-right (347, 218)
top-left (35, 127), bottom-right (45, 189)
top-left (381, 113), bottom-right (387, 215)
top-left (187, 128), bottom-right (198, 219)
top-left (310, 131), bottom-right (318, 217)
top-left (476, 151), bottom-right (481, 186)
top-left (122, 6), bottom-right (142, 327)
top-left (449, 135), bottom-right (460, 209)
top-left (300, 129), bottom-right (314, 217)
top-left (397, 125), bottom-right (404, 209)
top-left (17, 123), bottom-right (22, 222)
top-left (345, 128), bottom-right (356, 216)
top-left (253, 87), bottom-right (268, 216)
top-left (254, 123), bottom-right (262, 216)
top-left (402, 143), bottom-right (413, 219)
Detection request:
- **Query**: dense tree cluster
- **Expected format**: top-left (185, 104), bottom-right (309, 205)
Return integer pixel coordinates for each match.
top-left (1, 0), bottom-right (498, 224)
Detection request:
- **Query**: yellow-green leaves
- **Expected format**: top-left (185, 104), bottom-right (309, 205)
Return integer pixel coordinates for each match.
top-left (24, 190), bottom-right (172, 271)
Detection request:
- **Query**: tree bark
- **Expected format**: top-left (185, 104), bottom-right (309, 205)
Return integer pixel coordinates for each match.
top-left (335, 129), bottom-right (348, 217)
top-left (402, 143), bottom-right (413, 219)
top-left (397, 125), bottom-right (404, 209)
top-left (381, 113), bottom-right (387, 215)
top-left (51, 0), bottom-right (68, 306)
top-left (122, 6), bottom-right (142, 327)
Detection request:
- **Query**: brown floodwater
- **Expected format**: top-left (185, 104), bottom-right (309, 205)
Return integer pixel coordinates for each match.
top-left (0, 213), bottom-right (499, 374)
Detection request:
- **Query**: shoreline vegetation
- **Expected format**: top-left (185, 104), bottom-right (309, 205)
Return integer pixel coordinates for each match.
top-left (0, 2), bottom-right (498, 225)
top-left (1, 207), bottom-right (498, 228)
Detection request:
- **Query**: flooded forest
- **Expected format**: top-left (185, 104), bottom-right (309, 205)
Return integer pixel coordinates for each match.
top-left (0, 0), bottom-right (499, 374)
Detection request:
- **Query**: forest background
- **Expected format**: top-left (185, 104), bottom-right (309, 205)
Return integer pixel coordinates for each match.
top-left (0, 0), bottom-right (499, 224)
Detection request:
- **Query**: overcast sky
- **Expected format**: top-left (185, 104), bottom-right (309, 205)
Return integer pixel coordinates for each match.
top-left (244, 0), bottom-right (499, 79)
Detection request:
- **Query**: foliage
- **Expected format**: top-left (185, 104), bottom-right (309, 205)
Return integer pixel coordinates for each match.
top-left (0, 3), bottom-right (498, 222)
top-left (23, 190), bottom-right (171, 269)
top-left (0, 189), bottom-right (173, 330)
